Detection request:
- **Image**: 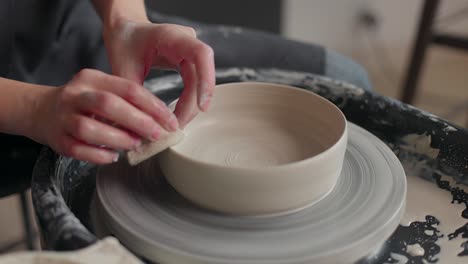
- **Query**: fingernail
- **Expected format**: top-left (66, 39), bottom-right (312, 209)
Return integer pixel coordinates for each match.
top-left (113, 153), bottom-right (119, 163)
top-left (198, 81), bottom-right (211, 111)
top-left (199, 93), bottom-right (211, 112)
top-left (167, 114), bottom-right (179, 131)
top-left (151, 125), bottom-right (160, 141)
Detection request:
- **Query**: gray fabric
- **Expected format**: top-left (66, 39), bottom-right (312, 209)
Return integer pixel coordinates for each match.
top-left (5, 0), bottom-right (111, 86)
top-left (0, 0), bottom-right (13, 77)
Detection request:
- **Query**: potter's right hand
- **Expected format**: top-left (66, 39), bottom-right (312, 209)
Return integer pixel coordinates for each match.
top-left (33, 69), bottom-right (178, 164)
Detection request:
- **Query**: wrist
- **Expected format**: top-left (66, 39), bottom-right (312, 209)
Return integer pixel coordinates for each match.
top-left (21, 84), bottom-right (55, 144)
top-left (92, 0), bottom-right (149, 32)
top-left (100, 0), bottom-right (150, 41)
top-left (0, 78), bottom-right (54, 143)
top-left (103, 14), bottom-right (149, 33)
top-left (102, 15), bottom-right (150, 49)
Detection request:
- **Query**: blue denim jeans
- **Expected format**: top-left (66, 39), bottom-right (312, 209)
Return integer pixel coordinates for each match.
top-left (324, 49), bottom-right (372, 91)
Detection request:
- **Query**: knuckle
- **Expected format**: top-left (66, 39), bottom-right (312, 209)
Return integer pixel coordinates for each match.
top-left (138, 115), bottom-right (151, 128)
top-left (61, 86), bottom-right (82, 106)
top-left (125, 82), bottom-right (140, 101)
top-left (61, 147), bottom-right (73, 158)
top-left (57, 90), bottom-right (73, 107)
top-left (137, 115), bottom-right (155, 134)
top-left (94, 155), bottom-right (109, 164)
top-left (74, 68), bottom-right (94, 80)
top-left (73, 116), bottom-right (93, 138)
top-left (195, 42), bottom-right (214, 58)
top-left (95, 92), bottom-right (114, 113)
top-left (185, 26), bottom-right (197, 37)
top-left (117, 134), bottom-right (135, 149)
top-left (61, 84), bottom-right (75, 96)
top-left (205, 45), bottom-right (214, 58)
top-left (158, 23), bottom-right (173, 33)
top-left (78, 90), bottom-right (97, 108)
top-left (59, 139), bottom-right (76, 158)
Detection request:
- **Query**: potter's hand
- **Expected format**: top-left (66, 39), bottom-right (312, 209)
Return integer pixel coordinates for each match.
top-left (103, 19), bottom-right (216, 127)
top-left (33, 69), bottom-right (178, 164)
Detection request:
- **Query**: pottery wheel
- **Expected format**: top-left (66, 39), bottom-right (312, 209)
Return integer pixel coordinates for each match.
top-left (96, 123), bottom-right (406, 264)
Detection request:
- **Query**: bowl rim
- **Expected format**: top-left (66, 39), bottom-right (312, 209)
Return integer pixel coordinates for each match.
top-left (164, 81), bottom-right (348, 172)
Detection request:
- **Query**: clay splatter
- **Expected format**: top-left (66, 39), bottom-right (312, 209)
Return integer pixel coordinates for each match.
top-left (359, 216), bottom-right (442, 263)
top-left (448, 223), bottom-right (468, 256)
top-left (433, 173), bottom-right (468, 256)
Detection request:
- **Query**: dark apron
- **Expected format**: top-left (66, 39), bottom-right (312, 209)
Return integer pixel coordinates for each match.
top-left (0, 0), bottom-right (110, 197)
top-left (1, 0), bottom-right (110, 84)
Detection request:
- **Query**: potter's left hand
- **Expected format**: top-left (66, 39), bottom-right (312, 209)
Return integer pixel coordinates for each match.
top-left (103, 19), bottom-right (215, 127)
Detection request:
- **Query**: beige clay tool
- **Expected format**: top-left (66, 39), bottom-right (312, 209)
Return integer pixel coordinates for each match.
top-left (126, 129), bottom-right (184, 166)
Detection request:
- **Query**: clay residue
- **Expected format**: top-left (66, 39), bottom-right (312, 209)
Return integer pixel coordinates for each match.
top-left (365, 215), bottom-right (442, 264)
top-left (443, 126), bottom-right (458, 133)
top-left (362, 148), bottom-right (468, 264)
top-left (448, 223), bottom-right (468, 256)
top-left (406, 243), bottom-right (425, 257)
top-left (433, 173), bottom-right (468, 257)
top-left (216, 68), bottom-right (257, 79)
top-left (400, 134), bottom-right (440, 159)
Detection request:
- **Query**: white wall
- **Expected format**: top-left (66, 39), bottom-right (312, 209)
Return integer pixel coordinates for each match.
top-left (281, 0), bottom-right (468, 55)
top-left (281, 0), bottom-right (368, 53)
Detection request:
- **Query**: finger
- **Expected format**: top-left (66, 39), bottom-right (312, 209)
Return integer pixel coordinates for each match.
top-left (77, 90), bottom-right (163, 141)
top-left (115, 61), bottom-right (145, 83)
top-left (174, 60), bottom-right (199, 127)
top-left (191, 43), bottom-right (215, 111)
top-left (59, 135), bottom-right (119, 164)
top-left (152, 55), bottom-right (175, 70)
top-left (150, 26), bottom-right (196, 70)
top-left (65, 114), bottom-right (142, 151)
top-left (183, 26), bottom-right (197, 38)
top-left (109, 48), bottom-right (151, 84)
top-left (140, 47), bottom-right (157, 82)
top-left (154, 36), bottom-right (215, 111)
top-left (78, 69), bottom-right (178, 132)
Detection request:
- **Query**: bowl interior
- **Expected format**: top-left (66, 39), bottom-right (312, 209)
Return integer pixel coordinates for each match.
top-left (171, 82), bottom-right (346, 169)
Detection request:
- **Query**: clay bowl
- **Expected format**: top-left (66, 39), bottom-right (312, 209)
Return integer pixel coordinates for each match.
top-left (159, 82), bottom-right (347, 216)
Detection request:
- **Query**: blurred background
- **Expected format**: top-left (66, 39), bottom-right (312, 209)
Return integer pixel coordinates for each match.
top-left (1, 0), bottom-right (467, 254)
